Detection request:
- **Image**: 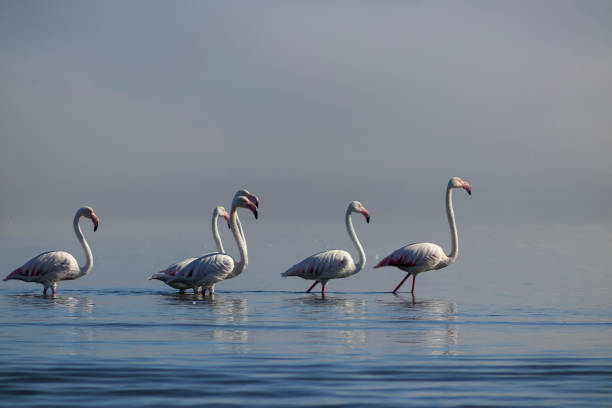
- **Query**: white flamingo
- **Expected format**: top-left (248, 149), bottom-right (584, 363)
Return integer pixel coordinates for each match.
top-left (3, 206), bottom-right (100, 295)
top-left (149, 206), bottom-right (231, 294)
top-left (164, 194), bottom-right (258, 296)
top-left (210, 189), bottom-right (259, 294)
top-left (149, 189), bottom-right (259, 295)
top-left (281, 201), bottom-right (370, 296)
top-left (374, 177), bottom-right (471, 295)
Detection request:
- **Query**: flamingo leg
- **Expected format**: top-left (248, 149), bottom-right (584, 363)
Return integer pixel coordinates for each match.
top-left (306, 281), bottom-right (318, 293)
top-left (43, 287), bottom-right (48, 295)
top-left (201, 288), bottom-right (207, 297)
top-left (321, 283), bottom-right (326, 297)
top-left (392, 274), bottom-right (411, 294)
top-left (411, 275), bottom-right (416, 295)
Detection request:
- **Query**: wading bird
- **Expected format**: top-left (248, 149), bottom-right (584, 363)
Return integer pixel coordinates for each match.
top-left (281, 201), bottom-right (370, 297)
top-left (163, 194), bottom-right (258, 296)
top-left (4, 206), bottom-right (100, 295)
top-left (374, 177), bottom-right (471, 295)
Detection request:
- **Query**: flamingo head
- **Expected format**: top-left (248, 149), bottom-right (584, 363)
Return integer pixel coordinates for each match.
top-left (234, 189), bottom-right (259, 209)
top-left (79, 206), bottom-right (100, 231)
top-left (214, 206), bottom-right (231, 228)
top-left (232, 195), bottom-right (258, 220)
top-left (349, 201), bottom-right (370, 223)
top-left (449, 177), bottom-right (471, 195)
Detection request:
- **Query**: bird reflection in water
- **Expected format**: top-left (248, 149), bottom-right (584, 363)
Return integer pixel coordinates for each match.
top-left (11, 293), bottom-right (95, 317)
top-left (283, 295), bottom-right (368, 349)
top-left (378, 295), bottom-right (459, 354)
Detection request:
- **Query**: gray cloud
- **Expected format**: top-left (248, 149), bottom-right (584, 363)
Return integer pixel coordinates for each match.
top-left (1, 1), bottom-right (611, 224)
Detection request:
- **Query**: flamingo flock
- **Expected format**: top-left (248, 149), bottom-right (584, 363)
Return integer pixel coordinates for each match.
top-left (4, 178), bottom-right (471, 297)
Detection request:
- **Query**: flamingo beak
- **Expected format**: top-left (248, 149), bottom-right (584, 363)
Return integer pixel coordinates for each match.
top-left (461, 182), bottom-right (471, 195)
top-left (246, 202), bottom-right (258, 219)
top-left (224, 212), bottom-right (231, 229)
top-left (91, 213), bottom-right (100, 231)
top-left (362, 208), bottom-right (371, 224)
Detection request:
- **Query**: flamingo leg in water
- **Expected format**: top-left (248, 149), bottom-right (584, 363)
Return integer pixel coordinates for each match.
top-left (306, 281), bottom-right (318, 293)
top-left (411, 275), bottom-right (416, 295)
top-left (43, 287), bottom-right (48, 295)
top-left (321, 284), bottom-right (326, 297)
top-left (392, 274), bottom-right (411, 294)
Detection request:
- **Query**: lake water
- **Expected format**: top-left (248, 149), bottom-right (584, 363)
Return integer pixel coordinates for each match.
top-left (1, 220), bottom-right (611, 406)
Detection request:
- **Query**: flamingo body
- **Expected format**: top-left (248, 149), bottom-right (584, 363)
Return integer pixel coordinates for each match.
top-left (5, 251), bottom-right (80, 286)
top-left (149, 258), bottom-right (198, 290)
top-left (166, 252), bottom-right (234, 291)
top-left (3, 206), bottom-right (99, 295)
top-left (375, 242), bottom-right (449, 274)
top-left (282, 250), bottom-right (356, 282)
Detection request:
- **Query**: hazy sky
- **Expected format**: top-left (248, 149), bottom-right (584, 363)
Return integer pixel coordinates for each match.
top-left (1, 0), bottom-right (611, 224)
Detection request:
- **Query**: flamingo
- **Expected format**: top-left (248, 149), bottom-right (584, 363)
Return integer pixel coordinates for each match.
top-left (149, 189), bottom-right (259, 295)
top-left (163, 193), bottom-right (258, 296)
top-left (3, 206), bottom-right (100, 295)
top-left (149, 206), bottom-right (231, 294)
top-left (281, 201), bottom-right (370, 296)
top-left (210, 189), bottom-right (259, 294)
top-left (374, 177), bottom-right (471, 295)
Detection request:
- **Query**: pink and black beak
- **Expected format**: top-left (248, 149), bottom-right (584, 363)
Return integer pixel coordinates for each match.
top-left (224, 211), bottom-right (231, 229)
top-left (462, 182), bottom-right (472, 196)
top-left (361, 208), bottom-right (371, 223)
top-left (91, 213), bottom-right (100, 231)
top-left (245, 201), bottom-right (258, 219)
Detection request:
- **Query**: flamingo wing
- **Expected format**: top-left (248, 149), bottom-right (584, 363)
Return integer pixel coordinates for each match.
top-left (375, 242), bottom-right (447, 272)
top-left (149, 258), bottom-right (197, 282)
top-left (4, 251), bottom-right (78, 282)
top-left (169, 253), bottom-right (234, 289)
top-left (281, 250), bottom-right (355, 280)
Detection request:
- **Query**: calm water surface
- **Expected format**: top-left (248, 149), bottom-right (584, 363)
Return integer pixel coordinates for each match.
top-left (1, 288), bottom-right (611, 407)
top-left (1, 222), bottom-right (611, 406)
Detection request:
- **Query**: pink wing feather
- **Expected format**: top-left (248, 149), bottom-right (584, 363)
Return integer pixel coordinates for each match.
top-left (4, 251), bottom-right (78, 283)
top-left (375, 243), bottom-right (448, 272)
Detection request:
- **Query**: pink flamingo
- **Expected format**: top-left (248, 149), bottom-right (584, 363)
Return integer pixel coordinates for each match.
top-left (149, 189), bottom-right (259, 295)
top-left (3, 206), bottom-right (100, 295)
top-left (149, 206), bottom-right (231, 294)
top-left (281, 201), bottom-right (370, 296)
top-left (164, 193), bottom-right (258, 296)
top-left (374, 177), bottom-right (471, 295)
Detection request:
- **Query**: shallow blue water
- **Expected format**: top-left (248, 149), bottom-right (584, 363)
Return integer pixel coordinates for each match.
top-left (1, 288), bottom-right (611, 407)
top-left (1, 221), bottom-right (612, 406)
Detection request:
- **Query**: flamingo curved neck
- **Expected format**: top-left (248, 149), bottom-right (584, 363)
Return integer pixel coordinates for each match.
top-left (228, 208), bottom-right (248, 279)
top-left (345, 208), bottom-right (366, 272)
top-left (212, 212), bottom-right (225, 254)
top-left (236, 214), bottom-right (246, 253)
top-left (446, 186), bottom-right (459, 264)
top-left (73, 213), bottom-right (93, 277)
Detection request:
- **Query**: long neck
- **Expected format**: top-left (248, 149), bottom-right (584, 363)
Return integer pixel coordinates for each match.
top-left (345, 209), bottom-right (366, 272)
top-left (73, 213), bottom-right (93, 276)
top-left (236, 214), bottom-right (246, 253)
top-left (228, 208), bottom-right (248, 278)
top-left (446, 186), bottom-right (459, 264)
top-left (212, 213), bottom-right (225, 253)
